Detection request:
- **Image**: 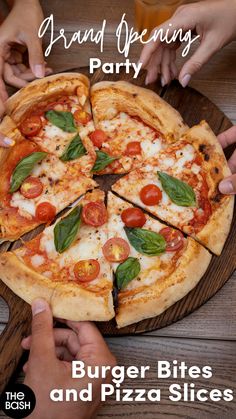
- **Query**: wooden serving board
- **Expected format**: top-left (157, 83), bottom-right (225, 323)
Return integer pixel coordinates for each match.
top-left (0, 67), bottom-right (235, 392)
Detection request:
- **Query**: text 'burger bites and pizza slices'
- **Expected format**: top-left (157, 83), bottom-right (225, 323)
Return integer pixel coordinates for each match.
top-left (0, 72), bottom-right (234, 327)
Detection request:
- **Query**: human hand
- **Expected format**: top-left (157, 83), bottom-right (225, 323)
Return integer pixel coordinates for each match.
top-left (218, 126), bottom-right (236, 194)
top-left (0, 0), bottom-right (52, 109)
top-left (21, 299), bottom-right (116, 419)
top-left (140, 0), bottom-right (236, 86)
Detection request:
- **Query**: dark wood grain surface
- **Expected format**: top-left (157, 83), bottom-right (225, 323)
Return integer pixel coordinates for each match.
top-left (0, 1), bottom-right (236, 418)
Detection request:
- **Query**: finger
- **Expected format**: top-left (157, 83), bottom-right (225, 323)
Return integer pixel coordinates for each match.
top-left (22, 328), bottom-right (80, 357)
top-left (179, 36), bottom-right (218, 87)
top-left (217, 126), bottom-right (236, 149)
top-left (23, 362), bottom-right (28, 374)
top-left (0, 132), bottom-right (15, 147)
top-left (66, 321), bottom-right (107, 348)
top-left (161, 49), bottom-right (171, 86)
top-left (56, 346), bottom-right (75, 362)
top-left (29, 299), bottom-right (55, 364)
top-left (4, 63), bottom-right (28, 88)
top-left (219, 173), bottom-right (236, 195)
top-left (26, 37), bottom-right (45, 78)
top-left (145, 47), bottom-right (163, 85)
top-left (228, 149), bottom-right (236, 173)
top-left (0, 55), bottom-right (8, 103)
top-left (170, 50), bottom-right (178, 79)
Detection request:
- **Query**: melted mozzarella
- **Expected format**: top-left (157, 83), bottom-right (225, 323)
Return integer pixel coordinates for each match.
top-left (31, 254), bottom-right (45, 267)
top-left (11, 193), bottom-right (36, 218)
top-left (107, 194), bottom-right (176, 291)
top-left (141, 139), bottom-right (162, 158)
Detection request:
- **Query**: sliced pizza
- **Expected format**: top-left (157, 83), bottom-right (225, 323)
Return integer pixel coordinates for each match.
top-left (90, 81), bottom-right (187, 174)
top-left (112, 121), bottom-right (234, 255)
top-left (0, 73), bottom-right (99, 242)
top-left (0, 190), bottom-right (115, 321)
top-left (106, 192), bottom-right (211, 328)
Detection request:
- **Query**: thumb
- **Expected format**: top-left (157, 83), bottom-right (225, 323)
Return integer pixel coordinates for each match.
top-left (179, 36), bottom-right (218, 87)
top-left (27, 37), bottom-right (45, 79)
top-left (29, 299), bottom-right (55, 363)
top-left (219, 174), bottom-right (236, 195)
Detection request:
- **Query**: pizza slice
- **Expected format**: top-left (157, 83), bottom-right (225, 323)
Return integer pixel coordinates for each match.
top-left (90, 81), bottom-right (187, 174)
top-left (0, 116), bottom-right (97, 242)
top-left (0, 190), bottom-right (115, 321)
top-left (6, 73), bottom-right (96, 176)
top-left (112, 121), bottom-right (234, 255)
top-left (106, 192), bottom-right (211, 328)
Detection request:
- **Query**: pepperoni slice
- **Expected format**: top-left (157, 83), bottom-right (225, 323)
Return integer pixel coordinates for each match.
top-left (20, 177), bottom-right (43, 199)
top-left (140, 184), bottom-right (162, 206)
top-left (36, 202), bottom-right (56, 222)
top-left (102, 238), bottom-right (130, 262)
top-left (89, 130), bottom-right (107, 148)
top-left (159, 227), bottom-right (184, 252)
top-left (20, 116), bottom-right (42, 137)
top-left (82, 202), bottom-right (108, 227)
top-left (121, 207), bottom-right (146, 228)
top-left (125, 141), bottom-right (142, 156)
top-left (74, 259), bottom-right (100, 282)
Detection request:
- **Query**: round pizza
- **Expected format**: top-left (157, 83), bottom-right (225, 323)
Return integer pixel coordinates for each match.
top-left (0, 74), bottom-right (234, 328)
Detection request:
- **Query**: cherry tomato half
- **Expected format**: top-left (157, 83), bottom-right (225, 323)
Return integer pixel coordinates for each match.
top-left (74, 110), bottom-right (92, 125)
top-left (121, 207), bottom-right (146, 228)
top-left (159, 227), bottom-right (184, 252)
top-left (20, 177), bottom-right (43, 199)
top-left (140, 184), bottom-right (162, 206)
top-left (82, 202), bottom-right (108, 227)
top-left (20, 116), bottom-right (42, 137)
top-left (74, 259), bottom-right (100, 282)
top-left (125, 141), bottom-right (142, 156)
top-left (89, 130), bottom-right (107, 148)
top-left (102, 238), bottom-right (130, 262)
top-left (35, 202), bottom-right (56, 222)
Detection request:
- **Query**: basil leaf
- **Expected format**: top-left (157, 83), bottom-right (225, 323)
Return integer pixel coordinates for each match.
top-left (91, 151), bottom-right (117, 172)
top-left (60, 134), bottom-right (87, 161)
top-left (45, 110), bottom-right (77, 133)
top-left (116, 257), bottom-right (141, 290)
top-left (54, 206), bottom-right (82, 253)
top-left (124, 227), bottom-right (166, 256)
top-left (10, 152), bottom-right (47, 193)
top-left (157, 171), bottom-right (196, 207)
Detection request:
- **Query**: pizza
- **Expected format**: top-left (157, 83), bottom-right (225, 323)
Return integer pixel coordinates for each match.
top-left (0, 74), bottom-right (234, 327)
top-left (0, 190), bottom-right (114, 321)
top-left (90, 81), bottom-right (187, 174)
top-left (112, 121), bottom-right (234, 255)
top-left (0, 73), bottom-right (97, 242)
top-left (107, 192), bottom-right (211, 328)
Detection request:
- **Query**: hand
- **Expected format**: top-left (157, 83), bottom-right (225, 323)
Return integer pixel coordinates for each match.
top-left (0, 0), bottom-right (52, 110)
top-left (21, 299), bottom-right (116, 419)
top-left (218, 126), bottom-right (236, 194)
top-left (140, 0), bottom-right (236, 86)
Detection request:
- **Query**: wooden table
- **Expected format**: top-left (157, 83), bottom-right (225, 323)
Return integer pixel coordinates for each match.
top-left (0, 1), bottom-right (236, 418)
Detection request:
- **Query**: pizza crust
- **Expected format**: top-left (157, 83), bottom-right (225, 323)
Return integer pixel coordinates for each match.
top-left (0, 252), bottom-right (115, 321)
top-left (6, 72), bottom-right (90, 123)
top-left (116, 238), bottom-right (212, 328)
top-left (91, 81), bottom-right (188, 142)
top-left (182, 121), bottom-right (235, 255)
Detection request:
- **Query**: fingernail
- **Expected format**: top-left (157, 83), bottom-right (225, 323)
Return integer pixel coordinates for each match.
top-left (32, 299), bottom-right (47, 316)
top-left (161, 76), bottom-right (166, 87)
top-left (219, 180), bottom-right (234, 194)
top-left (180, 74), bottom-right (191, 88)
top-left (3, 137), bottom-right (15, 146)
top-left (33, 64), bottom-right (45, 79)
